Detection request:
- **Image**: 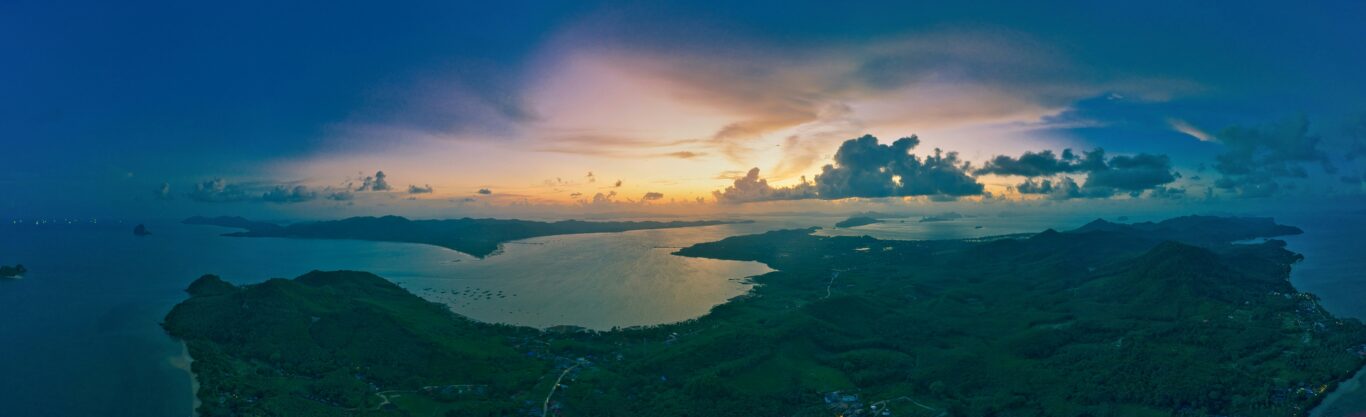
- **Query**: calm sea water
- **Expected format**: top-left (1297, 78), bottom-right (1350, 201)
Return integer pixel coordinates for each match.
top-left (0, 212), bottom-right (1361, 417)
top-left (1274, 211), bottom-right (1366, 417)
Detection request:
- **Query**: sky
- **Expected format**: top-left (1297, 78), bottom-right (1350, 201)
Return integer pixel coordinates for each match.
top-left (4, 1), bottom-right (1366, 220)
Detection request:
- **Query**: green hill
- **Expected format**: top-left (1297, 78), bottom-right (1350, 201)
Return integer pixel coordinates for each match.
top-left (166, 216), bottom-right (1366, 417)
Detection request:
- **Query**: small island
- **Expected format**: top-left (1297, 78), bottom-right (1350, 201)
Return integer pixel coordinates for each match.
top-left (834, 216), bottom-right (880, 228)
top-left (165, 216), bottom-right (1365, 416)
top-left (183, 215), bottom-right (743, 258)
top-left (1, 264), bottom-right (26, 278)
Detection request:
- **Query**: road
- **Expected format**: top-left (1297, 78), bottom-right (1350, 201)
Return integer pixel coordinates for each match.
top-left (369, 390), bottom-right (412, 410)
top-left (825, 268), bottom-right (851, 299)
top-left (542, 363), bottom-right (582, 417)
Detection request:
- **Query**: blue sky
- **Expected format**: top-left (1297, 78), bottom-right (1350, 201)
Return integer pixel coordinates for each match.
top-left (4, 1), bottom-right (1365, 219)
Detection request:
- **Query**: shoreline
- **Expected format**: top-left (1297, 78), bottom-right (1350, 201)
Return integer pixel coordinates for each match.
top-left (1311, 364), bottom-right (1366, 417)
top-left (168, 340), bottom-right (200, 417)
top-left (166, 217), bottom-right (1366, 415)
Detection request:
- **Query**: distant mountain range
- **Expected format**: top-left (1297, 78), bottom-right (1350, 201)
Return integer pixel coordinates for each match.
top-left (1070, 215), bottom-right (1302, 245)
top-left (183, 215), bottom-right (743, 257)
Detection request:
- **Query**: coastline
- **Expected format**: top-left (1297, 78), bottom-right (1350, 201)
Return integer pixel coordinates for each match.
top-left (1312, 364), bottom-right (1366, 417)
top-left (168, 340), bottom-right (200, 417)
top-left (163, 216), bottom-right (1366, 415)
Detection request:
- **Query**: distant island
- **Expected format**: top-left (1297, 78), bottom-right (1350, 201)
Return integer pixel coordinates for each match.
top-left (0, 264), bottom-right (26, 278)
top-left (183, 215), bottom-right (743, 257)
top-left (133, 224), bottom-right (151, 236)
top-left (182, 216), bottom-right (285, 232)
top-left (165, 215), bottom-right (1364, 416)
top-left (834, 216), bottom-right (880, 228)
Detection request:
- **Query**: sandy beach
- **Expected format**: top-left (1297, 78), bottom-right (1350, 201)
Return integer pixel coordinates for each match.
top-left (168, 341), bottom-right (200, 417)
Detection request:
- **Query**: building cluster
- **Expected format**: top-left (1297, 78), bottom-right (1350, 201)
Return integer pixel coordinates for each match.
top-left (824, 391), bottom-right (895, 416)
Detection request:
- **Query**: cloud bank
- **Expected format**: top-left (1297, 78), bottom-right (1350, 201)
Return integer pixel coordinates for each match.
top-left (983, 147), bottom-right (1179, 199)
top-left (189, 179), bottom-right (250, 203)
top-left (356, 171), bottom-right (391, 192)
top-left (1213, 115), bottom-right (1331, 197)
top-left (713, 168), bottom-right (818, 203)
top-left (975, 149), bottom-right (1105, 177)
top-left (716, 135), bottom-right (1188, 203)
top-left (261, 185), bottom-right (318, 203)
top-left (715, 135), bottom-right (983, 203)
top-left (815, 135), bottom-right (983, 199)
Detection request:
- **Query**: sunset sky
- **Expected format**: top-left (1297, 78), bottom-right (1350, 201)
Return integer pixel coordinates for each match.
top-left (5, 1), bottom-right (1366, 219)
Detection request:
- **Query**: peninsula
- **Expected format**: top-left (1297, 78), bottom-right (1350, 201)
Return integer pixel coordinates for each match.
top-left (834, 216), bottom-right (881, 228)
top-left (182, 215), bottom-right (741, 257)
top-left (164, 216), bottom-right (1365, 416)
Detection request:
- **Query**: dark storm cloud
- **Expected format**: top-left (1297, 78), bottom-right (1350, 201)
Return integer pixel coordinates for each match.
top-left (641, 192), bottom-right (664, 201)
top-left (982, 147), bottom-right (1178, 199)
top-left (1084, 153), bottom-right (1177, 193)
top-left (712, 168), bottom-right (818, 203)
top-left (1015, 178), bottom-right (1059, 194)
top-left (261, 185), bottom-right (318, 203)
top-left (407, 184), bottom-right (434, 194)
top-left (1214, 115), bottom-right (1331, 197)
top-left (975, 149), bottom-right (1105, 177)
top-left (814, 135), bottom-right (984, 199)
top-left (1014, 177), bottom-right (1091, 200)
